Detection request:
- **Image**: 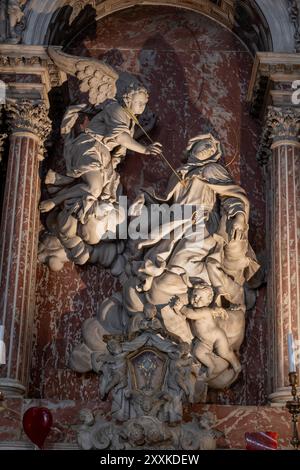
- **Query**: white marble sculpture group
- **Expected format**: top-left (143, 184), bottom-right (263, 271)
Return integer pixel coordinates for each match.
top-left (39, 48), bottom-right (260, 450)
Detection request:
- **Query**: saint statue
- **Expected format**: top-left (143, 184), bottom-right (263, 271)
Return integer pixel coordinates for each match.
top-left (131, 133), bottom-right (259, 308)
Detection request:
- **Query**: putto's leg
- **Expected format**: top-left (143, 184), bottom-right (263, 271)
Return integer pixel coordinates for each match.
top-left (193, 342), bottom-right (215, 378)
top-left (214, 335), bottom-right (241, 373)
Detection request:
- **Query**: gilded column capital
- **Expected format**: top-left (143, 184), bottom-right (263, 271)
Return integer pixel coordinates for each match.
top-left (6, 99), bottom-right (52, 159)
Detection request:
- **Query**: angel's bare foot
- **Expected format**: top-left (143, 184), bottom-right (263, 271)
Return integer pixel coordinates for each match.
top-left (45, 169), bottom-right (75, 186)
top-left (45, 169), bottom-right (58, 185)
top-left (40, 200), bottom-right (56, 213)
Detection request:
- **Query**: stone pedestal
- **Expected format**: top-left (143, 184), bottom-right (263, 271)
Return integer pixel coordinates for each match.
top-left (262, 107), bottom-right (300, 403)
top-left (0, 100), bottom-right (51, 396)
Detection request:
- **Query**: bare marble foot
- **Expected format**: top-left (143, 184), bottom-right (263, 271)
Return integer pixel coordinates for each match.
top-left (40, 199), bottom-right (56, 213)
top-left (45, 169), bottom-right (57, 185)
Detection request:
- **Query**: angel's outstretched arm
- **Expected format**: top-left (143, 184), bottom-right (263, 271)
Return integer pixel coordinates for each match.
top-left (115, 132), bottom-right (162, 155)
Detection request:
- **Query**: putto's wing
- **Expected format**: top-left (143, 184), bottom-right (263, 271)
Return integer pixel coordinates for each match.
top-left (48, 47), bottom-right (119, 105)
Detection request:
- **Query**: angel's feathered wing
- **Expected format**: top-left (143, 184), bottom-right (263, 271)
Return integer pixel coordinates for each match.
top-left (48, 47), bottom-right (119, 105)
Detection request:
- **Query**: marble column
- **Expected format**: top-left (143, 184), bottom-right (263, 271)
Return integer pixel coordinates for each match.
top-left (264, 107), bottom-right (300, 404)
top-left (0, 100), bottom-right (51, 396)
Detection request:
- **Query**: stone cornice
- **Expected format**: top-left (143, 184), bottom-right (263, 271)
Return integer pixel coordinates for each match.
top-left (0, 45), bottom-right (67, 103)
top-left (248, 52), bottom-right (300, 117)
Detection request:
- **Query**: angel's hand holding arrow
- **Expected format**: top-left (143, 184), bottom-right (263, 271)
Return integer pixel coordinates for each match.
top-left (145, 142), bottom-right (163, 156)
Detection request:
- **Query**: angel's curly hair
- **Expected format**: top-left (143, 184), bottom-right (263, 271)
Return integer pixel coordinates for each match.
top-left (122, 82), bottom-right (149, 106)
top-left (188, 281), bottom-right (214, 305)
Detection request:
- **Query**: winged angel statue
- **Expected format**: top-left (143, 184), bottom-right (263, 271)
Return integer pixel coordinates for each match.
top-left (39, 48), bottom-right (162, 272)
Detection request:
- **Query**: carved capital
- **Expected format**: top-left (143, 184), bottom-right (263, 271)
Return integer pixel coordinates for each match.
top-left (266, 106), bottom-right (300, 142)
top-left (6, 99), bottom-right (51, 159)
top-left (257, 106), bottom-right (300, 165)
